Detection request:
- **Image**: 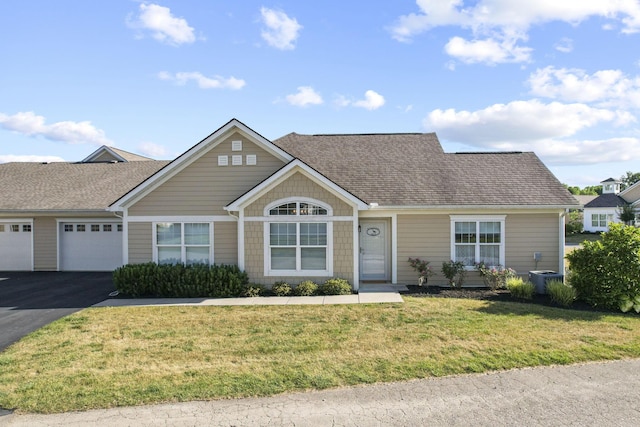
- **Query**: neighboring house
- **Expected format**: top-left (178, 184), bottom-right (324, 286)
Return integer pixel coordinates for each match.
top-left (0, 119), bottom-right (579, 289)
top-left (582, 178), bottom-right (631, 233)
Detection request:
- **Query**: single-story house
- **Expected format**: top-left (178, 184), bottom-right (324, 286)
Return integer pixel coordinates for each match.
top-left (0, 119), bottom-right (580, 289)
top-left (583, 178), bottom-right (640, 232)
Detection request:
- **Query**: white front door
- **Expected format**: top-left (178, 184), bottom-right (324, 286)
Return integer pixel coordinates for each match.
top-left (359, 220), bottom-right (388, 281)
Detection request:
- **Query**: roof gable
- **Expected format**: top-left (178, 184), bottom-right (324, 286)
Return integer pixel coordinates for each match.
top-left (82, 146), bottom-right (153, 163)
top-left (225, 159), bottom-right (368, 211)
top-left (109, 119), bottom-right (294, 210)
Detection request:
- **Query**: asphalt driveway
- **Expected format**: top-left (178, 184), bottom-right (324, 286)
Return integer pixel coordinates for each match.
top-left (0, 272), bottom-right (115, 351)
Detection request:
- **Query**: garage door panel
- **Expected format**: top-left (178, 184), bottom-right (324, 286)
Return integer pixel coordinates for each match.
top-left (0, 223), bottom-right (32, 271)
top-left (60, 223), bottom-right (123, 271)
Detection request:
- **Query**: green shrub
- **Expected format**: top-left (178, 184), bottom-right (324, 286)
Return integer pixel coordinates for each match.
top-left (319, 278), bottom-right (352, 295)
top-left (441, 260), bottom-right (466, 288)
top-left (112, 263), bottom-right (249, 298)
top-left (475, 262), bottom-right (517, 290)
top-left (566, 223), bottom-right (640, 311)
top-left (294, 280), bottom-right (319, 296)
top-left (506, 277), bottom-right (535, 300)
top-left (271, 281), bottom-right (292, 296)
top-left (546, 279), bottom-right (576, 307)
top-left (244, 284), bottom-right (266, 298)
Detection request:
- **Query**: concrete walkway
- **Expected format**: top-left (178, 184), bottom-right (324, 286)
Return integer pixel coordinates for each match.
top-left (3, 359), bottom-right (639, 426)
top-left (92, 291), bottom-right (404, 308)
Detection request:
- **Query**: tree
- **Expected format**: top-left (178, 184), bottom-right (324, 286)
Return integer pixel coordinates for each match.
top-left (618, 203), bottom-right (636, 225)
top-left (620, 171), bottom-right (640, 190)
top-left (566, 223), bottom-right (640, 312)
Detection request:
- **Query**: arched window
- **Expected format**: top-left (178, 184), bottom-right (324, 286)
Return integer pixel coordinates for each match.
top-left (265, 199), bottom-right (332, 276)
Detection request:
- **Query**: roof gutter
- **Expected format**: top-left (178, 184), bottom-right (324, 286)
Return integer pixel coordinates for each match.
top-left (367, 204), bottom-right (580, 211)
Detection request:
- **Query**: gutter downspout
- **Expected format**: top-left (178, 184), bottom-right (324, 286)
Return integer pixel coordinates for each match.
top-left (559, 210), bottom-right (567, 275)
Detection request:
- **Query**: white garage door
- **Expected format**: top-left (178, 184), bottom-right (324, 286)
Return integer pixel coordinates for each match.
top-left (0, 222), bottom-right (32, 271)
top-left (59, 222), bottom-right (123, 271)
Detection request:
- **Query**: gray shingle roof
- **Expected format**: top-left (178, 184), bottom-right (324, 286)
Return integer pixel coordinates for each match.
top-left (584, 193), bottom-right (626, 208)
top-left (0, 161), bottom-right (169, 211)
top-left (274, 133), bottom-right (579, 207)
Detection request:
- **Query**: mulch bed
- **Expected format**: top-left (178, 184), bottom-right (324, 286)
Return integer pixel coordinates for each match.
top-left (400, 285), bottom-right (614, 313)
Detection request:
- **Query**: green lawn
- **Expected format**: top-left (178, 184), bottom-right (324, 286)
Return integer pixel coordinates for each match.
top-left (1, 297), bottom-right (640, 414)
top-left (566, 233), bottom-right (602, 245)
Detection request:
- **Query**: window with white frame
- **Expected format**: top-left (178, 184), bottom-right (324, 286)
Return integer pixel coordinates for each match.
top-left (266, 200), bottom-right (331, 275)
top-left (451, 216), bottom-right (505, 267)
top-left (156, 222), bottom-right (211, 265)
top-left (591, 213), bottom-right (612, 227)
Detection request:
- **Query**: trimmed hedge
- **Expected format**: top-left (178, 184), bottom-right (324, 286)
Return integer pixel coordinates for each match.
top-left (319, 278), bottom-right (352, 295)
top-left (113, 263), bottom-right (249, 298)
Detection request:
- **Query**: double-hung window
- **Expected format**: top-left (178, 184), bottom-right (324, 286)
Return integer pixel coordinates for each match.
top-left (156, 222), bottom-right (211, 265)
top-left (266, 200), bottom-right (331, 276)
top-left (591, 214), bottom-right (612, 228)
top-left (450, 216), bottom-right (505, 267)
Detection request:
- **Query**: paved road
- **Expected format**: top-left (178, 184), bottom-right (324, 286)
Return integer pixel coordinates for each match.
top-left (2, 359), bottom-right (639, 426)
top-left (0, 272), bottom-right (115, 351)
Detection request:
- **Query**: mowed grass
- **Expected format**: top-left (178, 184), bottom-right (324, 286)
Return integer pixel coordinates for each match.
top-left (1, 297), bottom-right (640, 413)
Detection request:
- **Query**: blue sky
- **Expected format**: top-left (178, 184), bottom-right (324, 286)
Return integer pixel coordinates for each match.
top-left (2, 1), bottom-right (640, 187)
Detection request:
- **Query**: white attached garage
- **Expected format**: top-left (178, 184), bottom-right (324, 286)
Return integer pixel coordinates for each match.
top-left (0, 220), bottom-right (33, 271)
top-left (58, 221), bottom-right (123, 271)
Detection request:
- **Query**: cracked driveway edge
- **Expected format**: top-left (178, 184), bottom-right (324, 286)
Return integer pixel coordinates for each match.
top-left (3, 359), bottom-right (640, 426)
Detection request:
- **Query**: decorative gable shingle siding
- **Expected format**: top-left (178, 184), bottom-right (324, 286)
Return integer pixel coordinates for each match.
top-left (245, 172), bottom-right (353, 217)
top-left (243, 171), bottom-right (355, 286)
top-left (128, 132), bottom-right (286, 216)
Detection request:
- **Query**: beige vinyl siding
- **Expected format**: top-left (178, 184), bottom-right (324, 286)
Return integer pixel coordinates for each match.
top-left (397, 214), bottom-right (450, 286)
top-left (505, 213), bottom-right (560, 274)
top-left (90, 151), bottom-right (120, 163)
top-left (128, 222), bottom-right (152, 264)
top-left (128, 132), bottom-right (286, 216)
top-left (33, 217), bottom-right (57, 271)
top-left (245, 171), bottom-right (353, 217)
top-left (214, 221), bottom-right (238, 265)
top-left (396, 212), bottom-right (562, 286)
top-left (622, 185), bottom-right (640, 204)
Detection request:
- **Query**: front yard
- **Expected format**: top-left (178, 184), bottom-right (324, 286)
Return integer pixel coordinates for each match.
top-left (1, 297), bottom-right (640, 414)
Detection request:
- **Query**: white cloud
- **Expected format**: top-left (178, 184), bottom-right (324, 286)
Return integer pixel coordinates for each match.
top-left (260, 7), bottom-right (302, 50)
top-left (334, 90), bottom-right (386, 110)
top-left (390, 0), bottom-right (640, 64)
top-left (0, 111), bottom-right (112, 145)
top-left (127, 3), bottom-right (196, 46)
top-left (528, 66), bottom-right (640, 108)
top-left (444, 35), bottom-right (532, 64)
top-left (554, 37), bottom-right (573, 53)
top-left (158, 71), bottom-right (246, 90)
top-left (353, 90), bottom-right (386, 110)
top-left (423, 99), bottom-right (638, 164)
top-left (136, 142), bottom-right (167, 158)
top-left (285, 86), bottom-right (323, 107)
top-left (0, 155), bottom-right (64, 163)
